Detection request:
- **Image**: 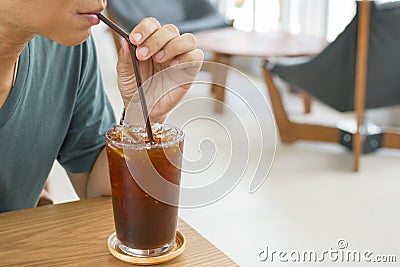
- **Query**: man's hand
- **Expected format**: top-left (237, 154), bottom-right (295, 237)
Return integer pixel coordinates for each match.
top-left (116, 17), bottom-right (204, 122)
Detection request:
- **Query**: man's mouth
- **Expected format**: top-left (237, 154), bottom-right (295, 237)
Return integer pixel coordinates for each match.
top-left (78, 13), bottom-right (101, 25)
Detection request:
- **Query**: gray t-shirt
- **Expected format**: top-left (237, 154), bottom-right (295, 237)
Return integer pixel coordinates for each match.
top-left (0, 36), bottom-right (116, 212)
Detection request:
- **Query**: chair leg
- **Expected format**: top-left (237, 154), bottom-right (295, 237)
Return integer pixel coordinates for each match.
top-left (263, 66), bottom-right (296, 143)
top-left (263, 65), bottom-right (339, 144)
top-left (288, 87), bottom-right (312, 114)
top-left (209, 52), bottom-right (232, 113)
top-left (300, 91), bottom-right (312, 114)
top-left (352, 0), bottom-right (371, 172)
top-left (352, 132), bottom-right (362, 172)
top-left (383, 131), bottom-right (400, 149)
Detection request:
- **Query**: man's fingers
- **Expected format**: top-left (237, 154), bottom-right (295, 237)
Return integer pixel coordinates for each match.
top-left (129, 17), bottom-right (161, 46)
top-left (168, 49), bottom-right (204, 70)
top-left (134, 23), bottom-right (181, 61)
top-left (152, 33), bottom-right (197, 64)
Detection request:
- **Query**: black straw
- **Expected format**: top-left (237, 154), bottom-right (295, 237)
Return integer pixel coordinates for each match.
top-left (97, 13), bottom-right (154, 143)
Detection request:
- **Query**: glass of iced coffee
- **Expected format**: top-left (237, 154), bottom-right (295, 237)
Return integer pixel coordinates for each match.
top-left (105, 123), bottom-right (184, 257)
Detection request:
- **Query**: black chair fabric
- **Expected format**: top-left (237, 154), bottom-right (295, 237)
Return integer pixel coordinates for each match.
top-left (107, 0), bottom-right (230, 34)
top-left (271, 1), bottom-right (400, 112)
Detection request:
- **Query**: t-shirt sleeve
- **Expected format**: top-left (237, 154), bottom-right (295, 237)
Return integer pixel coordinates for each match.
top-left (57, 37), bottom-right (116, 173)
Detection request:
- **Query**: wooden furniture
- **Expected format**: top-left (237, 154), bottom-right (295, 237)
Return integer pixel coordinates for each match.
top-left (0, 197), bottom-right (237, 266)
top-left (353, 0), bottom-right (370, 171)
top-left (194, 27), bottom-right (327, 112)
top-left (263, 0), bottom-right (400, 171)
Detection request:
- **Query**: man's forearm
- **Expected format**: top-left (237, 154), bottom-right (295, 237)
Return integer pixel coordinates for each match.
top-left (87, 148), bottom-right (112, 198)
top-left (67, 171), bottom-right (89, 199)
top-left (68, 148), bottom-right (111, 199)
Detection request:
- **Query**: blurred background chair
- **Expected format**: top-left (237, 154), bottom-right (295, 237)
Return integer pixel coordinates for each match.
top-left (106, 0), bottom-right (231, 51)
top-left (263, 0), bottom-right (400, 171)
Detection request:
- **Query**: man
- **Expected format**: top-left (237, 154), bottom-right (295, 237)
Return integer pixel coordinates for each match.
top-left (0, 0), bottom-right (203, 211)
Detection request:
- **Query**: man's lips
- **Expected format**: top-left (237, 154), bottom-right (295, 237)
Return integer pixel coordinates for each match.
top-left (78, 13), bottom-right (101, 25)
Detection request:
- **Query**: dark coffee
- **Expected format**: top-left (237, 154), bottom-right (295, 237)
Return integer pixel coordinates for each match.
top-left (106, 124), bottom-right (184, 255)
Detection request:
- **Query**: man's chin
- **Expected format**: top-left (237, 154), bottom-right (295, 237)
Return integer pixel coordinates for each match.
top-left (54, 30), bottom-right (92, 46)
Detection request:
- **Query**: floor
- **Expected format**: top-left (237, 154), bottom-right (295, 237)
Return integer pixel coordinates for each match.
top-left (48, 23), bottom-right (400, 266)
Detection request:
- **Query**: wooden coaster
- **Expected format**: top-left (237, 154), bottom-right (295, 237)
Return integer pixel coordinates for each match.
top-left (107, 230), bottom-right (186, 265)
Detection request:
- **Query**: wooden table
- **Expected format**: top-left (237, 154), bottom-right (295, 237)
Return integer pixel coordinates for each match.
top-left (0, 197), bottom-right (237, 266)
top-left (194, 27), bottom-right (327, 112)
